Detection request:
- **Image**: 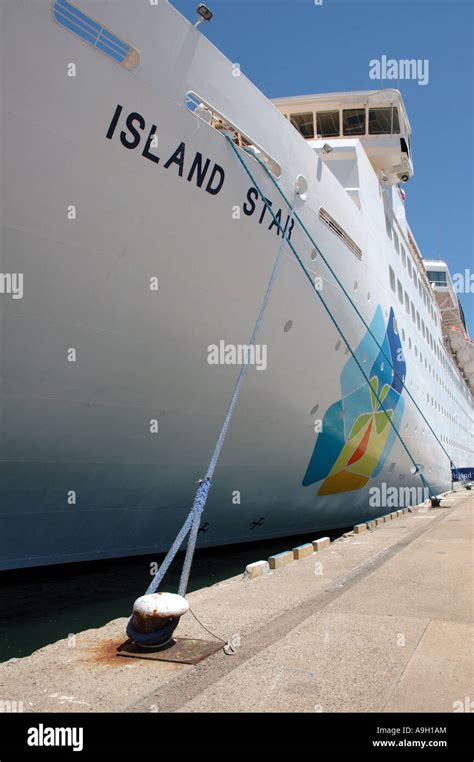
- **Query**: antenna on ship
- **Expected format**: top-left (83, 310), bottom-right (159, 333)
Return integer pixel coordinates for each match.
top-left (194, 3), bottom-right (213, 27)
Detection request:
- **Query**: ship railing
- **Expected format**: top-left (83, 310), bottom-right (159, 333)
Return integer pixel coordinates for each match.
top-left (185, 91), bottom-right (282, 178)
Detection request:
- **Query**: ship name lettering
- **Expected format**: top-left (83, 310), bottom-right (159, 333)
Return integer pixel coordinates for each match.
top-left (105, 104), bottom-right (225, 196)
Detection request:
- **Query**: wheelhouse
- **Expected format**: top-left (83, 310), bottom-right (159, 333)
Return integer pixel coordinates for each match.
top-left (273, 89), bottom-right (414, 185)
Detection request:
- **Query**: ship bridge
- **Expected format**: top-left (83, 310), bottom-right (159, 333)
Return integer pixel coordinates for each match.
top-left (424, 260), bottom-right (467, 334)
top-left (272, 89), bottom-right (414, 187)
top-left (424, 260), bottom-right (474, 392)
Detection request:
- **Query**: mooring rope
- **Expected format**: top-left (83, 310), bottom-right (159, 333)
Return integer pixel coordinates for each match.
top-left (224, 135), bottom-right (437, 498)
top-left (232, 139), bottom-right (460, 478)
top-left (143, 195), bottom-right (298, 599)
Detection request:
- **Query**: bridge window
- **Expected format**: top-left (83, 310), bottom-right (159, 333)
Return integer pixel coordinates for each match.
top-left (290, 112), bottom-right (315, 138)
top-left (316, 110), bottom-right (340, 137)
top-left (426, 270), bottom-right (448, 286)
top-left (343, 108), bottom-right (366, 136)
top-left (368, 107), bottom-right (400, 135)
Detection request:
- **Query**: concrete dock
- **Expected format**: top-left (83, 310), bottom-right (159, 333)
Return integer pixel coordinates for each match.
top-left (1, 489), bottom-right (472, 713)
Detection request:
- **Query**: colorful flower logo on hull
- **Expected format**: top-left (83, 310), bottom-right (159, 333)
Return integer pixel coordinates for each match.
top-left (303, 306), bottom-right (405, 496)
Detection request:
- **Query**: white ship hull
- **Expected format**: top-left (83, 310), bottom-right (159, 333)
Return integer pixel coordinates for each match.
top-left (0, 0), bottom-right (472, 569)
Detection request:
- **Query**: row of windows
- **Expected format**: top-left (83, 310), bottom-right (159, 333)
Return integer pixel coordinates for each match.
top-left (386, 221), bottom-right (472, 413)
top-left (385, 217), bottom-right (439, 328)
top-left (397, 413), bottom-right (473, 455)
top-left (328, 263), bottom-right (473, 434)
top-left (398, 369), bottom-right (472, 454)
top-left (388, 265), bottom-right (474, 428)
top-left (401, 330), bottom-right (469, 437)
top-left (389, 265), bottom-right (441, 360)
top-left (335, 259), bottom-right (472, 426)
top-left (440, 434), bottom-right (473, 454)
top-left (287, 106), bottom-right (401, 140)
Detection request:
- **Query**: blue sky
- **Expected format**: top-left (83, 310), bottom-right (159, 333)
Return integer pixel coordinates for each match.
top-left (174, 0), bottom-right (473, 336)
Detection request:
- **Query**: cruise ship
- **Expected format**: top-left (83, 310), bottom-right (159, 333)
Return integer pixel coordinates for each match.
top-left (1, 0), bottom-right (473, 570)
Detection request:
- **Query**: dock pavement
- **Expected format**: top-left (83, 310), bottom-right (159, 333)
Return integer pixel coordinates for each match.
top-left (0, 489), bottom-right (472, 713)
